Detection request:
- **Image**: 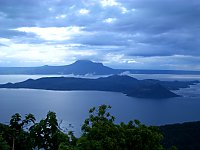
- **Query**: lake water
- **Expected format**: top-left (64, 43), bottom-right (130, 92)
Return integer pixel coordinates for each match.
top-left (0, 74), bottom-right (200, 136)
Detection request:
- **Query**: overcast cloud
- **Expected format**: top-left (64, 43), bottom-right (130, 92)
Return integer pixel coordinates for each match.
top-left (0, 0), bottom-right (199, 70)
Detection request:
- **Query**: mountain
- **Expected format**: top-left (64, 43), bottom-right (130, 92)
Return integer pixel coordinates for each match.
top-left (1, 75), bottom-right (196, 99)
top-left (60, 60), bottom-right (116, 75)
top-left (0, 60), bottom-right (117, 75)
top-left (0, 60), bottom-right (200, 75)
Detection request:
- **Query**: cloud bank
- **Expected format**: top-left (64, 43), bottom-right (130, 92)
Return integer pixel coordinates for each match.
top-left (0, 0), bottom-right (199, 70)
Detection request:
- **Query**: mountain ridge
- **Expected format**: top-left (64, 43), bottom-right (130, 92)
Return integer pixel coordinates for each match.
top-left (0, 60), bottom-right (200, 75)
top-left (1, 75), bottom-right (198, 99)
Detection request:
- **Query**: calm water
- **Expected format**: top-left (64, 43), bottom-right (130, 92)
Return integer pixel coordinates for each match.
top-left (0, 75), bottom-right (200, 135)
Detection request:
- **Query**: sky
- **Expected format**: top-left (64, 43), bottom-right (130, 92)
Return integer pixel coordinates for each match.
top-left (0, 0), bottom-right (200, 70)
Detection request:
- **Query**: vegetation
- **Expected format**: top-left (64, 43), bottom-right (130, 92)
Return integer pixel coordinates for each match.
top-left (0, 134), bottom-right (10, 150)
top-left (0, 105), bottom-right (175, 150)
top-left (75, 105), bottom-right (163, 150)
top-left (29, 111), bottom-right (70, 150)
top-left (160, 121), bottom-right (200, 150)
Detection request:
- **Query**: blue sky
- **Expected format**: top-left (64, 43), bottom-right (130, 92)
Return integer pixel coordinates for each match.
top-left (0, 0), bottom-right (200, 70)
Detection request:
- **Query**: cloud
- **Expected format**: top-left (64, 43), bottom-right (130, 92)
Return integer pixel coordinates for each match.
top-left (103, 18), bottom-right (117, 24)
top-left (100, 0), bottom-right (120, 7)
top-left (79, 9), bottom-right (90, 15)
top-left (0, 0), bottom-right (199, 70)
top-left (0, 40), bottom-right (98, 66)
top-left (13, 26), bottom-right (86, 41)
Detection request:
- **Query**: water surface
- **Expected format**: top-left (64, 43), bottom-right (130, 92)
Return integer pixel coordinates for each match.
top-left (0, 74), bottom-right (200, 136)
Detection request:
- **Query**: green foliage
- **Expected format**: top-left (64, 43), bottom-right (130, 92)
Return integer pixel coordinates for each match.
top-left (29, 111), bottom-right (70, 150)
top-left (9, 113), bottom-right (35, 131)
top-left (160, 121), bottom-right (200, 150)
top-left (8, 113), bottom-right (35, 150)
top-left (77, 104), bottom-right (164, 150)
top-left (1, 105), bottom-right (165, 150)
top-left (0, 134), bottom-right (10, 150)
top-left (168, 145), bottom-right (178, 150)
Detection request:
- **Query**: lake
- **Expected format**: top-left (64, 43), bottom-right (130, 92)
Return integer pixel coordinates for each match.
top-left (0, 74), bottom-right (200, 136)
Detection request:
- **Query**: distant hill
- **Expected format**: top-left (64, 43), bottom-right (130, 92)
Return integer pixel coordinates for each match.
top-left (61, 60), bottom-right (117, 75)
top-left (160, 121), bottom-right (200, 150)
top-left (0, 60), bottom-right (118, 75)
top-left (0, 60), bottom-right (200, 75)
top-left (0, 75), bottom-right (198, 99)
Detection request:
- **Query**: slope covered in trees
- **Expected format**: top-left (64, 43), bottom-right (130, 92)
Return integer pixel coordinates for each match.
top-left (160, 121), bottom-right (200, 150)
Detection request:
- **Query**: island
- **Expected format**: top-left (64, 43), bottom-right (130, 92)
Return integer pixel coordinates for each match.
top-left (0, 75), bottom-right (198, 99)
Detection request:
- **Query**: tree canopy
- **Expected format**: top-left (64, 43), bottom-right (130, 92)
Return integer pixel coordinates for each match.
top-left (0, 105), bottom-right (166, 150)
top-left (76, 105), bottom-right (163, 150)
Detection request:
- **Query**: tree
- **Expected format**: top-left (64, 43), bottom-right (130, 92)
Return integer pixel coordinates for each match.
top-left (29, 111), bottom-right (70, 150)
top-left (1, 105), bottom-right (166, 149)
top-left (77, 105), bottom-right (164, 150)
top-left (9, 113), bottom-right (35, 150)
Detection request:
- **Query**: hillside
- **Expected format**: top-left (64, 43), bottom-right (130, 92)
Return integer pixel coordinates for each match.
top-left (0, 75), bottom-right (198, 99)
top-left (160, 121), bottom-right (200, 150)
